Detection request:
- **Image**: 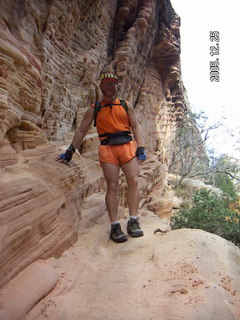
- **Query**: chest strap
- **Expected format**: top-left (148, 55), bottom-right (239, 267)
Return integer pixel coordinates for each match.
top-left (93, 99), bottom-right (128, 127)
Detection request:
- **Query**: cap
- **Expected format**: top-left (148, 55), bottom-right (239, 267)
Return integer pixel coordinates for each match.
top-left (100, 73), bottom-right (118, 83)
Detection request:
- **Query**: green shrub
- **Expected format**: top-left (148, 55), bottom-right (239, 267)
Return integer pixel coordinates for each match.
top-left (214, 172), bottom-right (238, 205)
top-left (171, 188), bottom-right (240, 246)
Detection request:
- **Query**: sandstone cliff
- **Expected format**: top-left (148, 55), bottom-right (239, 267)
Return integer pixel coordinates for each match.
top-left (0, 0), bottom-right (183, 162)
top-left (0, 1), bottom-right (240, 319)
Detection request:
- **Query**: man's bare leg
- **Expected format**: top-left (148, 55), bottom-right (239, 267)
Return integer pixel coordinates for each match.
top-left (102, 162), bottom-right (128, 242)
top-left (101, 162), bottom-right (120, 223)
top-left (121, 157), bottom-right (140, 215)
top-left (121, 157), bottom-right (143, 237)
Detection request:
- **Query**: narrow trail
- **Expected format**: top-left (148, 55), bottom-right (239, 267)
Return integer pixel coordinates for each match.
top-left (26, 210), bottom-right (240, 320)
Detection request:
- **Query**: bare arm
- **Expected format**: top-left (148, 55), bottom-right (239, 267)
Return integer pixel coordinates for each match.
top-left (71, 107), bottom-right (94, 150)
top-left (127, 101), bottom-right (143, 148)
top-left (56, 107), bottom-right (94, 163)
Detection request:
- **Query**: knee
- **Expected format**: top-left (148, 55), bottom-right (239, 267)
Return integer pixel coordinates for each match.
top-left (127, 176), bottom-right (139, 189)
top-left (107, 181), bottom-right (119, 193)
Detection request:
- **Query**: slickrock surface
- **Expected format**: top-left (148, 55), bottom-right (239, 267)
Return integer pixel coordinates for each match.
top-left (0, 260), bottom-right (59, 320)
top-left (2, 212), bottom-right (239, 320)
top-left (0, 145), bottom-right (103, 287)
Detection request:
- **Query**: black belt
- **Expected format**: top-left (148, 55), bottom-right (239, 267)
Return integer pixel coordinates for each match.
top-left (100, 131), bottom-right (132, 145)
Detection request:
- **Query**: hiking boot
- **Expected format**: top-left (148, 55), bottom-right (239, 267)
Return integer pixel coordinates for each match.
top-left (110, 223), bottom-right (128, 243)
top-left (127, 218), bottom-right (144, 237)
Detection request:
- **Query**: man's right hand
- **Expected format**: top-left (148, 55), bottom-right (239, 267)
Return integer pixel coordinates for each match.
top-left (55, 144), bottom-right (76, 164)
top-left (55, 152), bottom-right (72, 164)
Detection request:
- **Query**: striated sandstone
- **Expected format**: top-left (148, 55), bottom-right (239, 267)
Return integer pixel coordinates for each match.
top-left (0, 144), bottom-right (108, 287)
top-left (0, 0), bottom-right (183, 154)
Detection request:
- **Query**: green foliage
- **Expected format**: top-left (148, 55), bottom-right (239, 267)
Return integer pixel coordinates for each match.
top-left (206, 154), bottom-right (240, 205)
top-left (215, 172), bottom-right (238, 204)
top-left (169, 108), bottom-right (240, 246)
top-left (171, 188), bottom-right (240, 246)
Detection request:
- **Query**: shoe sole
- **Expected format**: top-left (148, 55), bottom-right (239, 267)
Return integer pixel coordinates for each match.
top-left (110, 235), bottom-right (128, 243)
top-left (127, 230), bottom-right (144, 238)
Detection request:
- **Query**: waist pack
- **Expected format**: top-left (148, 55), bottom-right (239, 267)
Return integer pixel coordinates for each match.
top-left (100, 131), bottom-right (132, 145)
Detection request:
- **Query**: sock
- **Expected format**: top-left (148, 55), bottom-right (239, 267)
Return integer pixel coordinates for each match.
top-left (129, 215), bottom-right (137, 220)
top-left (111, 221), bottom-right (119, 225)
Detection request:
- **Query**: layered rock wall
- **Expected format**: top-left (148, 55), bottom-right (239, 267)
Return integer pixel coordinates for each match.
top-left (0, 0), bottom-right (187, 287)
top-left (0, 0), bottom-right (185, 159)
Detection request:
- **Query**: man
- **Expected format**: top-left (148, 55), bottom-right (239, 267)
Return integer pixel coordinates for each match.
top-left (56, 73), bottom-right (146, 243)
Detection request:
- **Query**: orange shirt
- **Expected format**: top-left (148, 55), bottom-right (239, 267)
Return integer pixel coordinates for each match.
top-left (91, 98), bottom-right (131, 138)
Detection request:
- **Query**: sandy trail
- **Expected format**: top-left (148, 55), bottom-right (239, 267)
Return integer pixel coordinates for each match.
top-left (26, 211), bottom-right (240, 320)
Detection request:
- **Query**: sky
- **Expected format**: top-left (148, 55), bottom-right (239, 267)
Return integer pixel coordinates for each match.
top-left (170, 0), bottom-right (240, 159)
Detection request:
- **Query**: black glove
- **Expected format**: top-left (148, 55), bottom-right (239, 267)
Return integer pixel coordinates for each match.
top-left (136, 146), bottom-right (146, 160)
top-left (58, 144), bottom-right (76, 163)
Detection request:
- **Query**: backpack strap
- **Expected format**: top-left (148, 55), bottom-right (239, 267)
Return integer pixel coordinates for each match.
top-left (93, 99), bottom-right (128, 127)
top-left (119, 99), bottom-right (128, 114)
top-left (93, 101), bottom-right (101, 127)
